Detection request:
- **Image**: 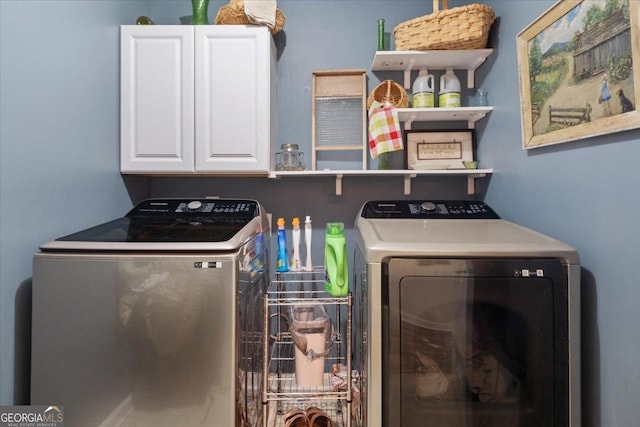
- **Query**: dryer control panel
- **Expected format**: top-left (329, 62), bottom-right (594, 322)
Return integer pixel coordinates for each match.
top-left (361, 200), bottom-right (500, 219)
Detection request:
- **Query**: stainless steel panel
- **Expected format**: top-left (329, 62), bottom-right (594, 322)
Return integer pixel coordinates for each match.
top-left (31, 252), bottom-right (252, 426)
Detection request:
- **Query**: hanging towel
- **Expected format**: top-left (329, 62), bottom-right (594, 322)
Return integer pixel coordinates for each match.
top-left (368, 101), bottom-right (404, 159)
top-left (244, 0), bottom-right (277, 31)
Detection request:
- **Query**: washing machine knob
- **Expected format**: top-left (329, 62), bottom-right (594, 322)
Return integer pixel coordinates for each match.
top-left (421, 201), bottom-right (437, 212)
top-left (187, 200), bottom-right (203, 211)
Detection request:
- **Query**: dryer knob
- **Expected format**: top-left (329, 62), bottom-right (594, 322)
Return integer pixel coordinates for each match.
top-left (187, 201), bottom-right (203, 211)
top-left (421, 201), bottom-right (437, 212)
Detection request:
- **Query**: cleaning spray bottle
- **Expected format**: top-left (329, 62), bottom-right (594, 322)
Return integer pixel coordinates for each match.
top-left (438, 67), bottom-right (461, 108)
top-left (324, 222), bottom-right (348, 296)
top-left (412, 67), bottom-right (435, 108)
top-left (276, 217), bottom-right (289, 272)
top-left (290, 217), bottom-right (302, 271)
top-left (304, 216), bottom-right (313, 271)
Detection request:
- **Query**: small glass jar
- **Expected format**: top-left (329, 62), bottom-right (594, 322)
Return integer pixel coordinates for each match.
top-left (276, 144), bottom-right (305, 171)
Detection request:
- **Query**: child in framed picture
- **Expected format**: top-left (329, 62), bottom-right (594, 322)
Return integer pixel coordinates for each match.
top-left (599, 73), bottom-right (612, 116)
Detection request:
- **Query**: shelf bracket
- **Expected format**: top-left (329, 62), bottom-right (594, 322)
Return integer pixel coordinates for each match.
top-left (466, 68), bottom-right (475, 88)
top-left (335, 174), bottom-right (343, 196)
top-left (467, 176), bottom-right (475, 195)
top-left (404, 173), bottom-right (416, 195)
top-left (467, 54), bottom-right (489, 88)
top-left (403, 57), bottom-right (416, 89)
top-left (404, 113), bottom-right (417, 130)
top-left (467, 173), bottom-right (486, 195)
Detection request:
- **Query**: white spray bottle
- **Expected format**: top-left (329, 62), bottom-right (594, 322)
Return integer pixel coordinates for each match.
top-left (304, 216), bottom-right (313, 271)
top-left (290, 217), bottom-right (302, 271)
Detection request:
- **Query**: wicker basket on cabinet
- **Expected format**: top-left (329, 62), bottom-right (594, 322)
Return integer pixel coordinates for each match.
top-left (214, 0), bottom-right (286, 34)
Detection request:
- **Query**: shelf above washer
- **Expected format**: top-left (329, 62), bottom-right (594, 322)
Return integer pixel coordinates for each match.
top-left (269, 169), bottom-right (493, 196)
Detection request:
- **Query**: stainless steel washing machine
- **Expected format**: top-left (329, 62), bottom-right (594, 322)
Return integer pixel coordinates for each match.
top-left (353, 200), bottom-right (580, 427)
top-left (31, 198), bottom-right (270, 427)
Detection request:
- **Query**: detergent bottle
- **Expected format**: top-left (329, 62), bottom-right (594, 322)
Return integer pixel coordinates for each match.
top-left (324, 222), bottom-right (348, 297)
top-left (290, 217), bottom-right (302, 271)
top-left (438, 67), bottom-right (461, 108)
top-left (412, 68), bottom-right (435, 108)
top-left (304, 216), bottom-right (313, 271)
top-left (276, 217), bottom-right (289, 272)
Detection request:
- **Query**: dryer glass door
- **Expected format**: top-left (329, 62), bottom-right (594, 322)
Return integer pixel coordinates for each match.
top-left (384, 258), bottom-right (568, 427)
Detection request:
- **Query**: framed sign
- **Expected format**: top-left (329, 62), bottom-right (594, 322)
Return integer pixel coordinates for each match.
top-left (517, 0), bottom-right (640, 149)
top-left (404, 130), bottom-right (474, 169)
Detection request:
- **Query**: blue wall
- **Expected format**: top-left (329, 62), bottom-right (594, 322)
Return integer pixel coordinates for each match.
top-left (0, 0), bottom-right (148, 407)
top-left (479, 2), bottom-right (640, 426)
top-left (1, 1), bottom-right (639, 425)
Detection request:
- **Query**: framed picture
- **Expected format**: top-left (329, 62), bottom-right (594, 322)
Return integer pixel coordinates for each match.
top-left (517, 0), bottom-right (640, 149)
top-left (404, 130), bottom-right (474, 170)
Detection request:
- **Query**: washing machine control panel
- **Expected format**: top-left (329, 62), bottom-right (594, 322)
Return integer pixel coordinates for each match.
top-left (361, 200), bottom-right (500, 219)
top-left (127, 199), bottom-right (259, 218)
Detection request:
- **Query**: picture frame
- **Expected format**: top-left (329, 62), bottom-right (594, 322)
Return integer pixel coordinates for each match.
top-left (516, 0), bottom-right (640, 149)
top-left (404, 130), bottom-right (474, 170)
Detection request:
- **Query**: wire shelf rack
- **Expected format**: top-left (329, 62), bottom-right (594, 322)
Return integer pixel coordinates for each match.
top-left (262, 268), bottom-right (354, 427)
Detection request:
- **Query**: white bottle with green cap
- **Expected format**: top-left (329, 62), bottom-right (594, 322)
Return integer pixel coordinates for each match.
top-left (412, 67), bottom-right (435, 108)
top-left (439, 67), bottom-right (461, 108)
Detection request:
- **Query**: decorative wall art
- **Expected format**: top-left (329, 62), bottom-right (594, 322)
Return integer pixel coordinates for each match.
top-left (517, 0), bottom-right (640, 149)
top-left (404, 130), bottom-right (474, 170)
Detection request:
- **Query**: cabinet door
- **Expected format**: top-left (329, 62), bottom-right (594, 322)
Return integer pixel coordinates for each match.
top-left (195, 26), bottom-right (275, 172)
top-left (121, 26), bottom-right (195, 173)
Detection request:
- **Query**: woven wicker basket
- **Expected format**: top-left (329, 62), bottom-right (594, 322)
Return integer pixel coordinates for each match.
top-left (367, 80), bottom-right (409, 109)
top-left (214, 0), bottom-right (286, 34)
top-left (394, 0), bottom-right (495, 51)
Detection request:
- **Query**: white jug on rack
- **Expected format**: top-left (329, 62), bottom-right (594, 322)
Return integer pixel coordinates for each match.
top-left (289, 304), bottom-right (335, 387)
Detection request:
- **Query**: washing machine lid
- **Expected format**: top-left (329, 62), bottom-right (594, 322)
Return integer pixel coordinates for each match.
top-left (40, 198), bottom-right (267, 252)
top-left (355, 200), bottom-right (579, 263)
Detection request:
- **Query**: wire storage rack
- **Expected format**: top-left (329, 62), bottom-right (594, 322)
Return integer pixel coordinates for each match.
top-left (262, 268), bottom-right (355, 427)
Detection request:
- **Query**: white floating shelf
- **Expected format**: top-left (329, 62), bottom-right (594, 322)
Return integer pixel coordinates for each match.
top-left (396, 106), bottom-right (493, 129)
top-left (371, 49), bottom-right (493, 88)
top-left (268, 169), bottom-right (493, 196)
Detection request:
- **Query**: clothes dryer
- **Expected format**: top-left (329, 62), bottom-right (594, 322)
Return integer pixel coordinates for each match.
top-left (353, 200), bottom-right (580, 427)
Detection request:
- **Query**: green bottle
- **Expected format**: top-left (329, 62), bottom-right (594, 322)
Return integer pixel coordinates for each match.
top-left (377, 19), bottom-right (386, 51)
top-left (324, 222), bottom-right (348, 297)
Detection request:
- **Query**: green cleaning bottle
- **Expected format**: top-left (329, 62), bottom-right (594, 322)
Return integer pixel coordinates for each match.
top-left (324, 222), bottom-right (348, 296)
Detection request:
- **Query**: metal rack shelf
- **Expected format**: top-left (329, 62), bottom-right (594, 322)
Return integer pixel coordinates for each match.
top-left (262, 269), bottom-right (355, 427)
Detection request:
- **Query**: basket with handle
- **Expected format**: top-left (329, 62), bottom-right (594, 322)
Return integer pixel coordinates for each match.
top-left (393, 0), bottom-right (495, 51)
top-left (367, 80), bottom-right (409, 109)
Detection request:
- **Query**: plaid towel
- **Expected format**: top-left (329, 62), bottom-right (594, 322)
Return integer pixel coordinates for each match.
top-left (368, 101), bottom-right (403, 159)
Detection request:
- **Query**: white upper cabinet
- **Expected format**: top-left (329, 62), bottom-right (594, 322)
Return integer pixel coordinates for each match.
top-left (121, 26), bottom-right (194, 172)
top-left (120, 25), bottom-right (276, 174)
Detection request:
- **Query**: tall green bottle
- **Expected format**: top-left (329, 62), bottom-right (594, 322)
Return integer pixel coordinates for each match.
top-left (324, 222), bottom-right (348, 297)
